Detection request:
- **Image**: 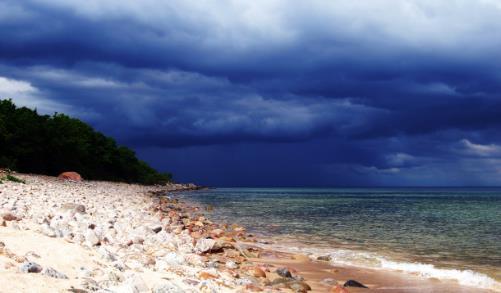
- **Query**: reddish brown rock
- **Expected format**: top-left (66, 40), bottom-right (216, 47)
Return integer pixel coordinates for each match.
top-left (199, 272), bottom-right (217, 280)
top-left (2, 213), bottom-right (19, 222)
top-left (58, 172), bottom-right (82, 181)
top-left (252, 267), bottom-right (267, 278)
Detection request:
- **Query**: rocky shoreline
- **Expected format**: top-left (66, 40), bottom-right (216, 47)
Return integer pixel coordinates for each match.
top-left (1, 174), bottom-right (496, 293)
top-left (0, 173), bottom-right (331, 293)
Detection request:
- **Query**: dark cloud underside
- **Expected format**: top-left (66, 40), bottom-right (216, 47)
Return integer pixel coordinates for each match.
top-left (1, 0), bottom-right (501, 186)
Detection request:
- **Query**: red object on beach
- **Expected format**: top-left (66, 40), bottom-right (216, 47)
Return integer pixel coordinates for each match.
top-left (58, 171), bottom-right (82, 181)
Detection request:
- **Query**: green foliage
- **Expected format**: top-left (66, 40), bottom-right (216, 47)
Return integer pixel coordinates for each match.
top-left (0, 99), bottom-right (172, 185)
top-left (5, 174), bottom-right (26, 184)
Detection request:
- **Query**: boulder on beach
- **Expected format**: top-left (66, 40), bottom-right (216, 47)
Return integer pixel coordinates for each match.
top-left (58, 171), bottom-right (82, 181)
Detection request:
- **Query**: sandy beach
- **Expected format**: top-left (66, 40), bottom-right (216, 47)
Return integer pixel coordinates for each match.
top-left (0, 174), bottom-right (496, 292)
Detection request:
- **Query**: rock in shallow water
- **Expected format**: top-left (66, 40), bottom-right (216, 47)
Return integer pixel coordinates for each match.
top-left (343, 279), bottom-right (368, 288)
top-left (317, 255), bottom-right (332, 261)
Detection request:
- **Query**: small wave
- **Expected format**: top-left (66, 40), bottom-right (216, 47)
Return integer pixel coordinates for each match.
top-left (379, 259), bottom-right (499, 291)
top-left (262, 243), bottom-right (501, 292)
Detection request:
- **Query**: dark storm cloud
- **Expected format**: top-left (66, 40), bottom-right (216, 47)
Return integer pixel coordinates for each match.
top-left (2, 0), bottom-right (501, 185)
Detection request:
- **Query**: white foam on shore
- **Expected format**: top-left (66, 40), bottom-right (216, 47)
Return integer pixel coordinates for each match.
top-left (262, 243), bottom-right (501, 292)
top-left (379, 259), bottom-right (499, 290)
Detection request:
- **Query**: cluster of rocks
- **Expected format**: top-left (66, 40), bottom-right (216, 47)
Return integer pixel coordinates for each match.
top-left (0, 174), bottom-right (368, 292)
top-left (145, 193), bottom-right (317, 292)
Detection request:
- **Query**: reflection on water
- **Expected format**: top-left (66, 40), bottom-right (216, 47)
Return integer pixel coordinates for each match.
top-left (177, 187), bottom-right (501, 287)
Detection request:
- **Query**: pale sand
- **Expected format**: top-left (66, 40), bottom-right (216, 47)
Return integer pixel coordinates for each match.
top-left (0, 227), bottom-right (94, 292)
top-left (0, 227), bottom-right (195, 293)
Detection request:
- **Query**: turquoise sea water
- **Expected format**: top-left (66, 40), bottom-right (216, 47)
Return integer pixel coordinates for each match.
top-left (178, 188), bottom-right (501, 290)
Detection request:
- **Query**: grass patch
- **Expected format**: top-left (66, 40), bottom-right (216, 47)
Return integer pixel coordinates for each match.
top-left (0, 174), bottom-right (25, 184)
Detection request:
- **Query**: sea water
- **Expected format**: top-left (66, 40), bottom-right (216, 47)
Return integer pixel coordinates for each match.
top-left (178, 188), bottom-right (501, 291)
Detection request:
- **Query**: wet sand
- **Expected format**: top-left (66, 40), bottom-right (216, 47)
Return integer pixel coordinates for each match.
top-left (251, 250), bottom-right (496, 292)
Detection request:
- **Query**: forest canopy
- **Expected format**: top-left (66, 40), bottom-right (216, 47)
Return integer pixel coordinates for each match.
top-left (0, 99), bottom-right (172, 185)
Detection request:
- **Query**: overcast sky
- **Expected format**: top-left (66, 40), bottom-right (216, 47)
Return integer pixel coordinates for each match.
top-left (2, 0), bottom-right (501, 186)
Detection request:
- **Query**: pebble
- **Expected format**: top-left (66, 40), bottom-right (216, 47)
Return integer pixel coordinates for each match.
top-left (112, 260), bottom-right (126, 272)
top-left (77, 267), bottom-right (93, 278)
top-left (195, 238), bottom-right (216, 254)
top-left (75, 205), bottom-right (86, 214)
top-left (19, 261), bottom-right (43, 273)
top-left (252, 267), bottom-right (266, 278)
top-left (81, 278), bottom-right (101, 291)
top-left (289, 281), bottom-right (312, 292)
top-left (235, 278), bottom-right (254, 286)
top-left (125, 274), bottom-right (149, 292)
top-left (85, 229), bottom-right (100, 246)
top-left (321, 278), bottom-right (338, 286)
top-left (97, 247), bottom-right (117, 261)
top-left (225, 260), bottom-right (238, 269)
top-left (41, 224), bottom-right (57, 237)
top-left (2, 212), bottom-right (18, 221)
top-left (276, 267), bottom-right (293, 278)
top-left (210, 229), bottom-right (224, 238)
top-left (317, 255), bottom-right (332, 261)
top-left (152, 282), bottom-right (185, 293)
top-left (43, 267), bottom-right (69, 279)
top-left (271, 277), bottom-right (292, 289)
top-left (199, 271), bottom-right (217, 280)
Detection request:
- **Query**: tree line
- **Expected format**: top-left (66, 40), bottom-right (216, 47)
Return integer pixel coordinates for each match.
top-left (0, 99), bottom-right (172, 185)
